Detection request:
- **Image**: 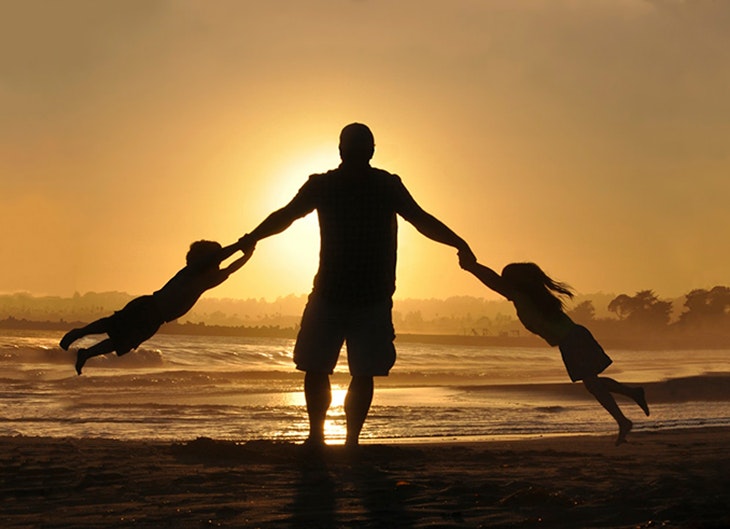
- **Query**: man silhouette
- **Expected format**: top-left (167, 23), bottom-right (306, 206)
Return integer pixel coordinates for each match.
top-left (239, 123), bottom-right (473, 448)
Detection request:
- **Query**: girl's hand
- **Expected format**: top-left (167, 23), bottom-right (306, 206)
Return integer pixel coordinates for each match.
top-left (458, 247), bottom-right (477, 271)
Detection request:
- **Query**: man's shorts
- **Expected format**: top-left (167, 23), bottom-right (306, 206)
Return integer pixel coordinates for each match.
top-left (293, 294), bottom-right (396, 376)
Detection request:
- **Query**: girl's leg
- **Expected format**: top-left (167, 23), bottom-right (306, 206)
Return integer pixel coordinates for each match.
top-left (582, 375), bottom-right (633, 445)
top-left (76, 339), bottom-right (116, 375)
top-left (60, 318), bottom-right (112, 350)
top-left (599, 377), bottom-right (650, 416)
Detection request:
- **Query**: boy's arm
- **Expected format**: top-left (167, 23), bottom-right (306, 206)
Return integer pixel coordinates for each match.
top-left (220, 252), bottom-right (252, 277)
top-left (190, 242), bottom-right (246, 273)
top-left (217, 242), bottom-right (244, 263)
top-left (208, 250), bottom-right (254, 289)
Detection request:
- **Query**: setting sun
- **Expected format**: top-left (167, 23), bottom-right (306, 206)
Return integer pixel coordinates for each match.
top-left (263, 146), bottom-right (341, 212)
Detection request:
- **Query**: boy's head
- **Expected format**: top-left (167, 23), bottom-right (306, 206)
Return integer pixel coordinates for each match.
top-left (187, 240), bottom-right (222, 267)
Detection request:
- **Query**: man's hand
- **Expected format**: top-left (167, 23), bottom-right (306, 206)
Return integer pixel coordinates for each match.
top-left (238, 233), bottom-right (257, 254)
top-left (458, 244), bottom-right (477, 271)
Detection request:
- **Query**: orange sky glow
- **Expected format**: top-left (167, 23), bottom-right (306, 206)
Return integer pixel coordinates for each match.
top-left (2, 1), bottom-right (729, 302)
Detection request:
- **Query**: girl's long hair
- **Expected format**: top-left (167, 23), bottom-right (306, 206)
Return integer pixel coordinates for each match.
top-left (501, 262), bottom-right (574, 316)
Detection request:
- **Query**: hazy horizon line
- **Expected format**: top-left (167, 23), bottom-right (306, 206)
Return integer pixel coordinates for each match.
top-left (2, 287), bottom-right (721, 303)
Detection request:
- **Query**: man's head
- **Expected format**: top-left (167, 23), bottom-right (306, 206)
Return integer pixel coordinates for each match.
top-left (339, 123), bottom-right (375, 163)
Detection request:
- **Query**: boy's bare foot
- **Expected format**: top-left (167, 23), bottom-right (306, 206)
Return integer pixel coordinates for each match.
top-left (635, 387), bottom-right (650, 416)
top-left (75, 349), bottom-right (89, 375)
top-left (616, 419), bottom-right (633, 446)
top-left (60, 329), bottom-right (81, 351)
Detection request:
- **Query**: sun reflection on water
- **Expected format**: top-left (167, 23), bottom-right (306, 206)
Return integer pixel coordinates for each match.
top-left (280, 386), bottom-right (348, 444)
top-left (324, 387), bottom-right (347, 444)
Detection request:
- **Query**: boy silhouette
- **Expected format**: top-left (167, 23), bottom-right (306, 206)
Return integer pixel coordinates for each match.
top-left (60, 240), bottom-right (253, 374)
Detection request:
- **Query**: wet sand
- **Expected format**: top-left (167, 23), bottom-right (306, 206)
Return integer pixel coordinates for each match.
top-left (2, 427), bottom-right (729, 528)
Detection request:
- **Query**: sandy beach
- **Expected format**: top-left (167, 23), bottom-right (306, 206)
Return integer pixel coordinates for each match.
top-left (2, 427), bottom-right (729, 528)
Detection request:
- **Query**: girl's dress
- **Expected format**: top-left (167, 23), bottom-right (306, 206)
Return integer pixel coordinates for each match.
top-left (558, 324), bottom-right (612, 382)
top-left (511, 292), bottom-right (612, 382)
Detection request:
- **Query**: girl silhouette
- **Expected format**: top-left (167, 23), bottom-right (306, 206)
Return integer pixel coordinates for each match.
top-left (461, 258), bottom-right (649, 445)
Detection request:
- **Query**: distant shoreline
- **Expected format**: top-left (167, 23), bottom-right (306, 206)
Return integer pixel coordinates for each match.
top-left (398, 333), bottom-right (730, 350)
top-left (2, 316), bottom-right (729, 350)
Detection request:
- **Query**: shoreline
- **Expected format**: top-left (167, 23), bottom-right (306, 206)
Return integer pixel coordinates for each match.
top-left (0, 422), bottom-right (711, 447)
top-left (8, 421), bottom-right (725, 445)
top-left (3, 427), bottom-right (729, 528)
top-left (4, 322), bottom-right (730, 350)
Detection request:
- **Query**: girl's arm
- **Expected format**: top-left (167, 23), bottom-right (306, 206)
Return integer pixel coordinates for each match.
top-left (459, 257), bottom-right (513, 299)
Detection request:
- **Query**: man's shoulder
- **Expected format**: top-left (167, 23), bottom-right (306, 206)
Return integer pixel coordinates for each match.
top-left (304, 168), bottom-right (338, 185)
top-left (370, 167), bottom-right (408, 196)
top-left (304, 166), bottom-right (406, 197)
top-left (370, 166), bottom-right (403, 183)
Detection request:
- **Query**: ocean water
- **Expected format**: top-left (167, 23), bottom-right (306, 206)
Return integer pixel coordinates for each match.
top-left (1, 329), bottom-right (729, 443)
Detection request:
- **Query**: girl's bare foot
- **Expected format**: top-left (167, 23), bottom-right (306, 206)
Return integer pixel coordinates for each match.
top-left (616, 419), bottom-right (633, 446)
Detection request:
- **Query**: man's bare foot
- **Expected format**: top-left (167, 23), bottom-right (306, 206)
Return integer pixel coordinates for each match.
top-left (635, 387), bottom-right (650, 416)
top-left (616, 419), bottom-right (633, 446)
top-left (75, 349), bottom-right (89, 375)
top-left (300, 436), bottom-right (326, 458)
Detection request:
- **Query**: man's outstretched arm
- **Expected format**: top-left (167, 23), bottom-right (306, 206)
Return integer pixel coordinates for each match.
top-left (238, 197), bottom-right (312, 253)
top-left (399, 199), bottom-right (475, 262)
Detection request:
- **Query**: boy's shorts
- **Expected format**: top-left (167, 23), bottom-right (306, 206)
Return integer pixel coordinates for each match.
top-left (293, 294), bottom-right (396, 376)
top-left (107, 296), bottom-right (163, 356)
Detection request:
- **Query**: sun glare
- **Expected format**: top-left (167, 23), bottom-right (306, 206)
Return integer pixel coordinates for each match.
top-left (323, 387), bottom-right (348, 444)
top-left (282, 386), bottom-right (349, 444)
top-left (263, 146), bottom-right (341, 211)
top-left (250, 145), bottom-right (342, 296)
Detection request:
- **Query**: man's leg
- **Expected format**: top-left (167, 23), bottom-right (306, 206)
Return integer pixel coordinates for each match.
top-left (344, 375), bottom-right (374, 447)
top-left (304, 371), bottom-right (331, 445)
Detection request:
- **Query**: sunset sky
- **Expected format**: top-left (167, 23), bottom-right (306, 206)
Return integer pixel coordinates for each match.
top-left (2, 0), bottom-right (728, 303)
